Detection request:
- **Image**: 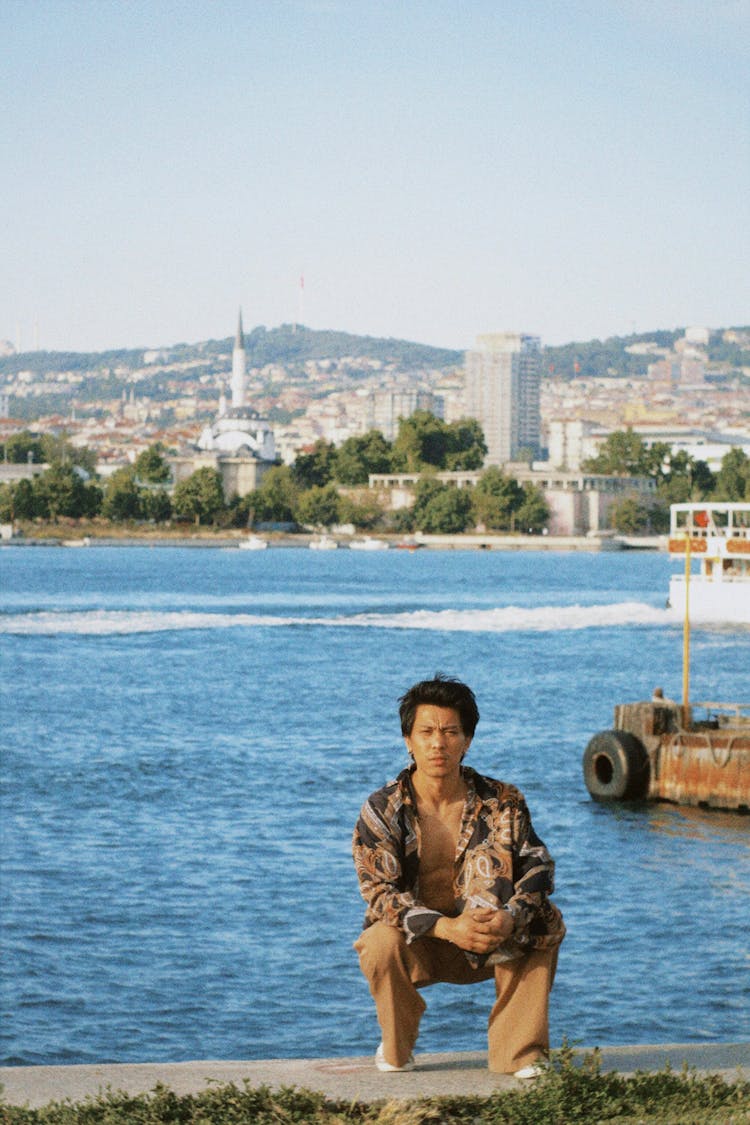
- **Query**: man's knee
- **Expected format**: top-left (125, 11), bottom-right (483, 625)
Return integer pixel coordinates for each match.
top-left (354, 922), bottom-right (407, 978)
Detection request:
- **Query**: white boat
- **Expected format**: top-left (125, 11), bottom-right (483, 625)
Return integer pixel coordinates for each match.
top-left (238, 535), bottom-right (268, 550)
top-left (667, 502), bottom-right (750, 623)
top-left (309, 534), bottom-right (338, 550)
top-left (349, 536), bottom-right (389, 551)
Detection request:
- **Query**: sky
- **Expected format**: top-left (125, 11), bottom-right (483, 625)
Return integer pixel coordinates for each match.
top-left (2, 0), bottom-right (749, 354)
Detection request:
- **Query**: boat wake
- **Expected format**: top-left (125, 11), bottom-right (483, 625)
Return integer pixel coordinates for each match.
top-left (0, 601), bottom-right (677, 636)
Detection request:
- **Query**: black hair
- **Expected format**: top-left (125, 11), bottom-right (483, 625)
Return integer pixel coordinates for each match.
top-left (398, 673), bottom-right (480, 738)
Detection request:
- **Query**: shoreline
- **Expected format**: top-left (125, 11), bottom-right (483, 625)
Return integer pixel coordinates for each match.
top-left (0, 531), bottom-right (667, 551)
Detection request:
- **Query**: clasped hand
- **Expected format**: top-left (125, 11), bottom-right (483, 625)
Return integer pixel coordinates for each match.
top-left (434, 907), bottom-right (513, 954)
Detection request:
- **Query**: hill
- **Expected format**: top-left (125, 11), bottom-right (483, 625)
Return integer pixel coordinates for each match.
top-left (1, 323), bottom-right (747, 423)
top-left (2, 323), bottom-right (748, 382)
top-left (543, 327), bottom-right (750, 381)
top-left (0, 323), bottom-right (463, 380)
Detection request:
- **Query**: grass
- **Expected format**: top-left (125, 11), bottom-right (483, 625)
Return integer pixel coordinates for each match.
top-left (9, 518), bottom-right (241, 540)
top-left (1, 1046), bottom-right (749, 1125)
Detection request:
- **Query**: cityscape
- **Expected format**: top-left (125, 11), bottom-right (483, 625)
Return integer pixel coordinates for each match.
top-left (0, 317), bottom-right (748, 538)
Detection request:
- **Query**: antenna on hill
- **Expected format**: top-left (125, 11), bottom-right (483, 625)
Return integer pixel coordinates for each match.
top-left (294, 272), bottom-right (304, 335)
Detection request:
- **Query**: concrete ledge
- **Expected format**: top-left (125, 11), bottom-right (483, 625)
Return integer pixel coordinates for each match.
top-left (1, 1044), bottom-right (748, 1108)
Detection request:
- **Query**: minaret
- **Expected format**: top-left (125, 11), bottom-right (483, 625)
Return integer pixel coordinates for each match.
top-left (230, 308), bottom-right (247, 408)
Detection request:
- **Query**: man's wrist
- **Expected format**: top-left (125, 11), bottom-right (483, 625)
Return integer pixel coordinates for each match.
top-left (497, 906), bottom-right (515, 938)
top-left (430, 915), bottom-right (453, 941)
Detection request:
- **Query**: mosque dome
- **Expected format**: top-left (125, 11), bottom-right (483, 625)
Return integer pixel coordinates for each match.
top-left (197, 408), bottom-right (276, 460)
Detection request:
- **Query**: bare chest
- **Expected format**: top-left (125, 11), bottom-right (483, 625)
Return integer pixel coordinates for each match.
top-left (416, 804), bottom-right (464, 913)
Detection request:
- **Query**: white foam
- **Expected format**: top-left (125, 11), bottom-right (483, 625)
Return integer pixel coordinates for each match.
top-left (0, 610), bottom-right (296, 635)
top-left (0, 601), bottom-right (675, 636)
top-left (331, 601), bottom-right (672, 632)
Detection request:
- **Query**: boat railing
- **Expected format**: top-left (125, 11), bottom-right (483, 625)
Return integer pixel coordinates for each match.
top-left (669, 504), bottom-right (750, 544)
top-left (691, 701), bottom-right (750, 729)
top-left (669, 522), bottom-right (749, 541)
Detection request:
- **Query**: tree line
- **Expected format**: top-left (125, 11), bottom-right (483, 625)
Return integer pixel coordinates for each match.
top-left (2, 419), bottom-right (748, 535)
top-left (0, 413), bottom-right (547, 534)
top-left (581, 429), bottom-right (750, 532)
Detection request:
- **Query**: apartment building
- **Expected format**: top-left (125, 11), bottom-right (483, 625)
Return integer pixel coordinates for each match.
top-left (464, 333), bottom-right (541, 464)
top-left (362, 388), bottom-right (444, 440)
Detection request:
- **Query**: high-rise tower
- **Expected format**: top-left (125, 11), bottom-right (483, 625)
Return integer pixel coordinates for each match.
top-left (464, 333), bottom-right (541, 465)
top-left (230, 309), bottom-right (247, 408)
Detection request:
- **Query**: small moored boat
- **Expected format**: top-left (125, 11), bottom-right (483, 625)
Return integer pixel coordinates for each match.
top-left (349, 536), bottom-right (389, 551)
top-left (238, 535), bottom-right (268, 550)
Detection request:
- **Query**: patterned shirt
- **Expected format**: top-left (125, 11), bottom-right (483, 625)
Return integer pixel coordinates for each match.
top-left (353, 764), bottom-right (565, 965)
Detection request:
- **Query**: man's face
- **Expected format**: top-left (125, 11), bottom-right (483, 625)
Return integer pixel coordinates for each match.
top-left (404, 704), bottom-right (472, 779)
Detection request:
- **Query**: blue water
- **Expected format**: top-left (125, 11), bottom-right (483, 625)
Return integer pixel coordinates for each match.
top-left (1, 545), bottom-right (749, 1066)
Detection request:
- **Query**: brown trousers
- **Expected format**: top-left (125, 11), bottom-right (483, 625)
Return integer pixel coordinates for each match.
top-left (354, 921), bottom-right (558, 1074)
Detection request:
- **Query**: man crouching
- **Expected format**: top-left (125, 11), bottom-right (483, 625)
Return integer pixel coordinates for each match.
top-left (352, 673), bottom-right (565, 1078)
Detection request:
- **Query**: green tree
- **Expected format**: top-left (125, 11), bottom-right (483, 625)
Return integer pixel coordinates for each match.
top-left (141, 488), bottom-right (172, 522)
top-left (295, 482), bottom-right (341, 528)
top-left (609, 496), bottom-right (640, 533)
top-left (0, 478), bottom-right (38, 520)
top-left (411, 478), bottom-right (473, 533)
top-left (134, 444), bottom-right (171, 484)
top-left (582, 429), bottom-right (664, 478)
top-left (471, 467), bottom-right (524, 531)
top-left (172, 467), bottom-right (226, 525)
top-left (657, 451), bottom-right (714, 504)
top-left (0, 483), bottom-right (13, 521)
top-left (391, 411), bottom-right (487, 473)
top-left (714, 447), bottom-right (750, 501)
top-left (390, 505), bottom-right (417, 533)
top-left (335, 430), bottom-right (393, 485)
top-left (691, 458), bottom-right (717, 496)
top-left (245, 465), bottom-right (299, 524)
top-left (102, 467), bottom-right (143, 521)
top-left (515, 482), bottom-right (550, 533)
top-left (16, 478), bottom-right (39, 519)
top-left (338, 491), bottom-right (387, 530)
top-left (292, 439), bottom-right (337, 489)
top-left (40, 433), bottom-right (98, 474)
top-left (2, 431), bottom-right (45, 464)
top-left (444, 418), bottom-right (487, 470)
top-left (33, 463), bottom-right (101, 519)
top-left (33, 464), bottom-right (101, 519)
top-left (608, 496), bottom-right (666, 533)
top-left (392, 410), bottom-right (448, 471)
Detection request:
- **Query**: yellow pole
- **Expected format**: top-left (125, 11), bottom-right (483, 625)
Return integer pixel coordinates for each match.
top-left (682, 531), bottom-right (691, 707)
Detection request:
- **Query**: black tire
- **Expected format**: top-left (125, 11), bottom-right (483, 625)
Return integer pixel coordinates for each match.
top-left (582, 730), bottom-right (650, 801)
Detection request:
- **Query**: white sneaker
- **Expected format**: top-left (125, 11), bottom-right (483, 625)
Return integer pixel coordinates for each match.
top-left (375, 1042), bottom-right (416, 1072)
top-left (513, 1062), bottom-right (545, 1080)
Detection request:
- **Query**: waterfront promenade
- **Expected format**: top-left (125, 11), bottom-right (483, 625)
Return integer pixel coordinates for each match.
top-left (1, 1044), bottom-right (748, 1108)
top-left (0, 531), bottom-right (666, 551)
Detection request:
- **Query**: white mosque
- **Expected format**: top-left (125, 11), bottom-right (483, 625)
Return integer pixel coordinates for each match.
top-left (172, 311), bottom-right (278, 498)
top-left (197, 311), bottom-right (276, 461)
